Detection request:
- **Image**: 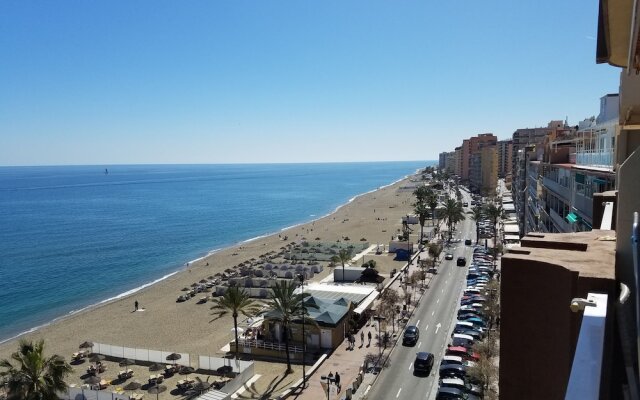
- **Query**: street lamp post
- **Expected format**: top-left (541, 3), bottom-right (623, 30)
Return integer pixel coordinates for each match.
top-left (297, 274), bottom-right (307, 390)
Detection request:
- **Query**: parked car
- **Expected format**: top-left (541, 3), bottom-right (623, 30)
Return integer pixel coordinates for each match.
top-left (445, 253), bottom-right (454, 260)
top-left (456, 257), bottom-right (467, 266)
top-left (441, 355), bottom-right (477, 369)
top-left (439, 364), bottom-right (467, 379)
top-left (436, 386), bottom-right (477, 400)
top-left (446, 346), bottom-right (480, 362)
top-left (440, 377), bottom-right (484, 398)
top-left (464, 239), bottom-right (472, 245)
top-left (414, 352), bottom-right (435, 375)
top-left (403, 325), bottom-right (419, 346)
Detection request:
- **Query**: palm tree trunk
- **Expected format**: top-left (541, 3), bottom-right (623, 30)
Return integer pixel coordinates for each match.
top-left (420, 223), bottom-right (424, 244)
top-left (283, 324), bottom-right (292, 373)
top-left (233, 314), bottom-right (239, 360)
top-left (342, 262), bottom-right (345, 282)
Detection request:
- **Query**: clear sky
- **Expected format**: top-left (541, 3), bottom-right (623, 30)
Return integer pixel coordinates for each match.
top-left (0, 1), bottom-right (619, 166)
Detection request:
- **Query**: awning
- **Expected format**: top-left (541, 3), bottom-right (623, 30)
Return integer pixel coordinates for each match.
top-left (353, 290), bottom-right (379, 315)
top-left (566, 212), bottom-right (581, 223)
top-left (597, 0), bottom-right (639, 68)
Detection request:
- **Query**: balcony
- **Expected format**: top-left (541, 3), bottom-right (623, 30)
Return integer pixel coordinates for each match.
top-left (549, 208), bottom-right (572, 233)
top-left (542, 177), bottom-right (571, 202)
top-left (574, 150), bottom-right (613, 169)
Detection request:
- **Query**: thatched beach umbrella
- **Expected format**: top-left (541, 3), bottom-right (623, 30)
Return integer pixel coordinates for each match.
top-left (89, 354), bottom-right (105, 363)
top-left (199, 279), bottom-right (207, 283)
top-left (119, 358), bottom-right (135, 367)
top-left (148, 363), bottom-right (164, 372)
top-left (166, 353), bottom-right (181, 365)
top-left (123, 380), bottom-right (141, 397)
top-left (148, 384), bottom-right (167, 400)
top-left (190, 283), bottom-right (198, 287)
top-left (181, 287), bottom-right (189, 291)
top-left (84, 375), bottom-right (101, 386)
top-left (79, 341), bottom-right (94, 349)
top-left (179, 366), bottom-right (195, 375)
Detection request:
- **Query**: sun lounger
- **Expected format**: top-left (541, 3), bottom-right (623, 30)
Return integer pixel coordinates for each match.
top-left (130, 393), bottom-right (144, 400)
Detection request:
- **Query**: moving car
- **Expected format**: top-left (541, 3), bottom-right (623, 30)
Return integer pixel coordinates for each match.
top-left (445, 253), bottom-right (454, 260)
top-left (464, 239), bottom-right (472, 245)
top-left (456, 257), bottom-right (467, 266)
top-left (403, 325), bottom-right (419, 346)
top-left (413, 352), bottom-right (434, 375)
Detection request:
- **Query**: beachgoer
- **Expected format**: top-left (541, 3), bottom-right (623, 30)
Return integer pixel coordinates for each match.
top-left (134, 300), bottom-right (139, 311)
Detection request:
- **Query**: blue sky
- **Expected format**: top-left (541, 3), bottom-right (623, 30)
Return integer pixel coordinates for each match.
top-left (0, 1), bottom-right (619, 166)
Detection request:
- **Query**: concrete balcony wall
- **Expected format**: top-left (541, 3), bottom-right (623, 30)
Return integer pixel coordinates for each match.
top-left (542, 177), bottom-right (571, 202)
top-left (550, 208), bottom-right (572, 233)
top-left (574, 194), bottom-right (594, 221)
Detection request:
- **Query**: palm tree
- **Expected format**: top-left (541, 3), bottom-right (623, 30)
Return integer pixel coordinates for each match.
top-left (413, 201), bottom-right (429, 244)
top-left (426, 191), bottom-right (439, 227)
top-left (427, 242), bottom-right (443, 271)
top-left (331, 248), bottom-right (353, 282)
top-left (0, 339), bottom-right (72, 400)
top-left (413, 186), bottom-right (431, 205)
top-left (266, 280), bottom-right (317, 374)
top-left (443, 199), bottom-right (465, 240)
top-left (470, 206), bottom-right (484, 244)
top-left (211, 286), bottom-right (261, 360)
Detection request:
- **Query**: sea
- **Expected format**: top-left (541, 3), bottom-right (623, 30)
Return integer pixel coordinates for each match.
top-left (0, 161), bottom-right (430, 343)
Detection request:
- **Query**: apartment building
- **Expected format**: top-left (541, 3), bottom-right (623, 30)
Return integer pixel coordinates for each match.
top-left (497, 139), bottom-right (513, 178)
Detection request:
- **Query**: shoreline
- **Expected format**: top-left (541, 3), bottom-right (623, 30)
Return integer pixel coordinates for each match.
top-left (0, 171), bottom-right (418, 347)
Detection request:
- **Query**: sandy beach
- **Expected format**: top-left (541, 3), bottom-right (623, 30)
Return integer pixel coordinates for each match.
top-left (0, 174), bottom-right (422, 397)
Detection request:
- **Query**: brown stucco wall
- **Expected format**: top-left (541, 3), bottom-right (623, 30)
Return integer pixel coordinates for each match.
top-left (499, 230), bottom-right (616, 400)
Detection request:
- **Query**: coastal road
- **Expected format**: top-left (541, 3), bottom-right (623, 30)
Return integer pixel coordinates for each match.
top-left (366, 191), bottom-right (475, 400)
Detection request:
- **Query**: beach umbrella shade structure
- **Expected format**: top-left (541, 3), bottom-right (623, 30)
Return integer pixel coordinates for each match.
top-left (179, 366), bottom-right (195, 375)
top-left (148, 363), bottom-right (164, 372)
top-left (119, 358), bottom-right (135, 367)
top-left (89, 354), bottom-right (105, 363)
top-left (123, 380), bottom-right (142, 397)
top-left (84, 375), bottom-right (101, 386)
top-left (79, 341), bottom-right (94, 349)
top-left (148, 384), bottom-right (167, 400)
top-left (166, 353), bottom-right (181, 365)
top-left (191, 283), bottom-right (199, 287)
top-left (181, 287), bottom-right (189, 291)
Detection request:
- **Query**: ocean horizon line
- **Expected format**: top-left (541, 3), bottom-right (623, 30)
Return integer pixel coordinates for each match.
top-left (0, 160), bottom-right (434, 168)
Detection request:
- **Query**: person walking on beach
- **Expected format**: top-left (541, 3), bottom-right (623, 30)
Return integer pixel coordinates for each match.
top-left (134, 300), bottom-right (139, 311)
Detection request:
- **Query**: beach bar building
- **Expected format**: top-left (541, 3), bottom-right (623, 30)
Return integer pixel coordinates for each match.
top-left (232, 283), bottom-right (378, 360)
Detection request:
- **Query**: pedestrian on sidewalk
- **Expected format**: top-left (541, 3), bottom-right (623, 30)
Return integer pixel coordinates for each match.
top-left (360, 331), bottom-right (364, 346)
top-left (335, 372), bottom-right (341, 393)
top-left (367, 331), bottom-right (372, 346)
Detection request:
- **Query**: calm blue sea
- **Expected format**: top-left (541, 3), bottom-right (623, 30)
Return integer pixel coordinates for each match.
top-left (0, 162), bottom-right (429, 342)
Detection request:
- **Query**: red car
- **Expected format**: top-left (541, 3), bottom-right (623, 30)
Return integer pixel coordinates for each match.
top-left (446, 346), bottom-right (480, 362)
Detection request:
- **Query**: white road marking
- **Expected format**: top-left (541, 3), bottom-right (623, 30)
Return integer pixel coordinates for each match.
top-left (437, 298), bottom-right (440, 304)
top-left (396, 388), bottom-right (402, 398)
top-left (425, 325), bottom-right (429, 332)
top-left (445, 280), bottom-right (448, 284)
top-left (416, 319), bottom-right (420, 327)
top-left (418, 341), bottom-right (422, 347)
top-left (431, 311), bottom-right (435, 316)
top-left (435, 322), bottom-right (442, 334)
top-left (441, 289), bottom-right (444, 293)
top-left (408, 362), bottom-right (413, 370)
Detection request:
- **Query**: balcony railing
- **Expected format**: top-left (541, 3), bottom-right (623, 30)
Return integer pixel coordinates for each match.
top-left (233, 338), bottom-right (304, 353)
top-left (565, 293), bottom-right (608, 400)
top-left (574, 150), bottom-right (614, 169)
